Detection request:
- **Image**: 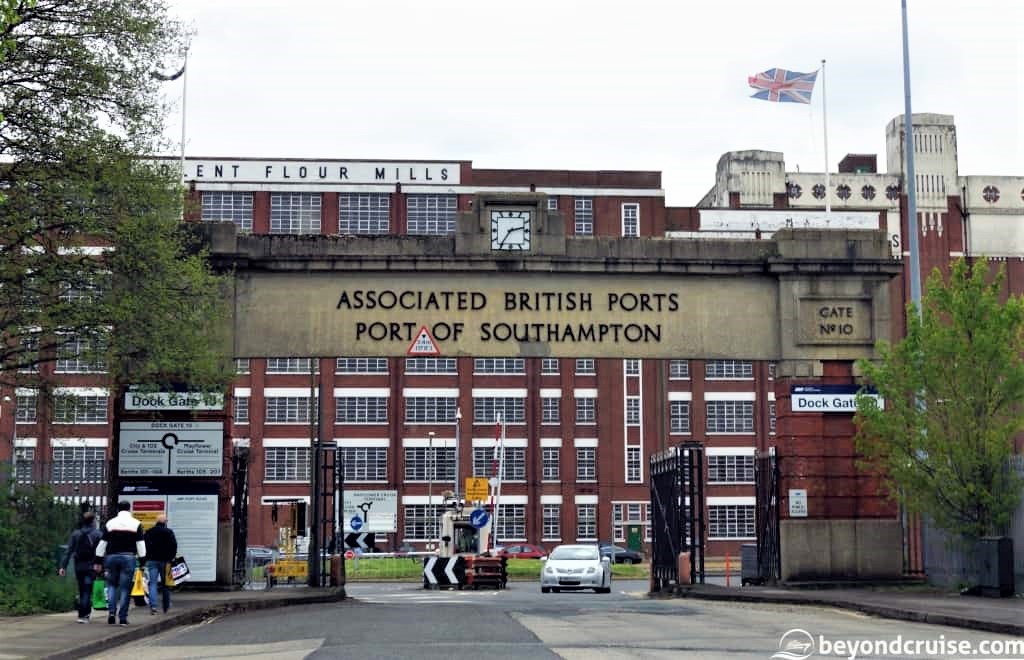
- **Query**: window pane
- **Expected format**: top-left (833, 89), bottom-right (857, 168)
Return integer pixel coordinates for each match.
top-left (406, 194), bottom-right (456, 235)
top-left (202, 192), bottom-right (253, 233)
top-left (339, 193), bottom-right (390, 234)
top-left (705, 401), bottom-right (754, 433)
top-left (574, 198), bottom-right (593, 235)
top-left (270, 193), bottom-right (321, 234)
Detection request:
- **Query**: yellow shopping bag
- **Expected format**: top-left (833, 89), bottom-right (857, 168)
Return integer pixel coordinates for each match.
top-left (131, 568), bottom-right (146, 597)
top-left (164, 563), bottom-right (176, 589)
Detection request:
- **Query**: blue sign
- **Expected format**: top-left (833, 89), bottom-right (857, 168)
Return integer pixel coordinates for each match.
top-left (469, 508), bottom-right (489, 529)
top-left (349, 515), bottom-right (363, 531)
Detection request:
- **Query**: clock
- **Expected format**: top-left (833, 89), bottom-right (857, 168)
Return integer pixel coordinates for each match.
top-left (490, 209), bottom-right (532, 251)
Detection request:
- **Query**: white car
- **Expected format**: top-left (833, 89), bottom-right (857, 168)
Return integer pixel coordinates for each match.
top-left (540, 544), bottom-right (612, 593)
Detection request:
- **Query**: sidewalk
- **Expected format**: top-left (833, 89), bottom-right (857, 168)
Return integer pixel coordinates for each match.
top-left (669, 583), bottom-right (1024, 637)
top-left (0, 586), bottom-right (345, 660)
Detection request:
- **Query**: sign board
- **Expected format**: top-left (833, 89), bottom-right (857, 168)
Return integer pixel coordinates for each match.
top-left (342, 490), bottom-right (397, 533)
top-left (469, 508), bottom-right (489, 529)
top-left (407, 325), bottom-right (441, 356)
top-left (118, 482), bottom-right (218, 582)
top-left (181, 159), bottom-right (462, 185)
top-left (124, 389), bottom-right (224, 411)
top-left (118, 421), bottom-right (224, 477)
top-left (272, 560), bottom-right (307, 579)
top-left (789, 489), bottom-right (808, 518)
top-left (790, 385), bottom-right (882, 413)
top-left (464, 477), bottom-right (489, 502)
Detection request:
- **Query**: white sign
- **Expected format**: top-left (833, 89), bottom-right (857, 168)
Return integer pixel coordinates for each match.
top-left (789, 489), bottom-right (808, 517)
top-left (124, 391), bottom-right (224, 411)
top-left (119, 491), bottom-right (218, 582)
top-left (343, 490), bottom-right (398, 533)
top-left (180, 160), bottom-right (461, 185)
top-left (790, 392), bottom-right (883, 413)
top-left (118, 421), bottom-right (223, 477)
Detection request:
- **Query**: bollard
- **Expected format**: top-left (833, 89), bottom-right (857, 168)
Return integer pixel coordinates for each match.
top-left (330, 554), bottom-right (345, 587)
top-left (677, 552), bottom-right (692, 585)
top-left (725, 553), bottom-right (731, 587)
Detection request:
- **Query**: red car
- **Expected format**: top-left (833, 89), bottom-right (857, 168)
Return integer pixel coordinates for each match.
top-left (499, 543), bottom-right (548, 559)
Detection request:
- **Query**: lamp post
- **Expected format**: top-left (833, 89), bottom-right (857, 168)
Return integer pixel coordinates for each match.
top-left (427, 431), bottom-right (435, 549)
top-left (454, 408), bottom-right (461, 503)
top-left (3, 395), bottom-right (15, 485)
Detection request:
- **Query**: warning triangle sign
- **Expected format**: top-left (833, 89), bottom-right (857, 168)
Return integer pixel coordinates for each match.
top-left (407, 325), bottom-right (441, 356)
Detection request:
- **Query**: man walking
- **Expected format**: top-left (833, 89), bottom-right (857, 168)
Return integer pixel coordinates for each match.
top-left (143, 514), bottom-right (177, 614)
top-left (58, 511), bottom-right (102, 623)
top-left (94, 501), bottom-right (146, 626)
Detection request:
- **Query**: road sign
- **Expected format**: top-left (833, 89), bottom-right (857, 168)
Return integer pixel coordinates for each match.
top-left (469, 508), bottom-right (489, 529)
top-left (407, 325), bottom-right (440, 356)
top-left (344, 532), bottom-right (376, 551)
top-left (464, 477), bottom-right (489, 502)
top-left (343, 490), bottom-right (398, 533)
top-left (349, 515), bottom-right (363, 531)
top-left (344, 550), bottom-right (355, 560)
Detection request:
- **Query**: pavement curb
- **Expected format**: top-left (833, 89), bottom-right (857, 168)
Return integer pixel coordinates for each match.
top-left (670, 586), bottom-right (1024, 638)
top-left (39, 589), bottom-right (346, 660)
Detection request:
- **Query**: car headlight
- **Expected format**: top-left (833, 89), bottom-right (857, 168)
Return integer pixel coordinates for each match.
top-left (585, 567), bottom-right (596, 574)
top-left (544, 566), bottom-right (555, 575)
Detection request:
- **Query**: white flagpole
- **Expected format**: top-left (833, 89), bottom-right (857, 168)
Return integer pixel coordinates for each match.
top-left (179, 45), bottom-right (189, 181)
top-left (821, 59), bottom-right (831, 214)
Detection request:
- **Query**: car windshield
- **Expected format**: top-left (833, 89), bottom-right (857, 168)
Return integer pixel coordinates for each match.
top-left (549, 546), bottom-right (599, 560)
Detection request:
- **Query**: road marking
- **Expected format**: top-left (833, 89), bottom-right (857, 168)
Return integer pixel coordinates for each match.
top-left (88, 637), bottom-right (324, 659)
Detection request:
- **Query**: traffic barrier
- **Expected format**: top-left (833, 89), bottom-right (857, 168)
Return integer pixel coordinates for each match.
top-left (422, 556), bottom-right (466, 589)
top-left (464, 555), bottom-right (507, 590)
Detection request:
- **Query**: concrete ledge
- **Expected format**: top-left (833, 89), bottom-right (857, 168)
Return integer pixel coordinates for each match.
top-left (40, 588), bottom-right (346, 660)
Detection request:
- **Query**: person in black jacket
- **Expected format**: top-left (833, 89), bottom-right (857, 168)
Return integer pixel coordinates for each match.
top-left (142, 515), bottom-right (177, 614)
top-left (59, 511), bottom-right (103, 623)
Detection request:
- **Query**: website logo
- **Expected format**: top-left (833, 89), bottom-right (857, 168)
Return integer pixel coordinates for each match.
top-left (772, 629), bottom-right (815, 660)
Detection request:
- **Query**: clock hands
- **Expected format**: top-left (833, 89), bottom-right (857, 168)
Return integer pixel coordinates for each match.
top-left (499, 225), bottom-right (523, 248)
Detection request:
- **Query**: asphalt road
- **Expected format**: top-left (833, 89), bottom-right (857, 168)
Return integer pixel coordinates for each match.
top-left (90, 581), bottom-right (1023, 659)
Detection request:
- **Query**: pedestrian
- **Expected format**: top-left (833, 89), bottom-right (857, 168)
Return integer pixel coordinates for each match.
top-left (94, 501), bottom-right (146, 626)
top-left (58, 511), bottom-right (102, 623)
top-left (142, 514), bottom-right (177, 614)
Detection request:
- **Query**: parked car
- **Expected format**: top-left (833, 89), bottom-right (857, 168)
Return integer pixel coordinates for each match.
top-left (598, 544), bottom-right (643, 564)
top-left (540, 544), bottom-right (612, 593)
top-left (499, 543), bottom-right (548, 559)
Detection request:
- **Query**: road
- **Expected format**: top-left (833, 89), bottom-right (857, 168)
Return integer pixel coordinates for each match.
top-left (90, 581), bottom-right (1023, 660)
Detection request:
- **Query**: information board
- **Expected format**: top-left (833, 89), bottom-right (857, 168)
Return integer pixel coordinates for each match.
top-left (118, 421), bottom-right (223, 477)
top-left (342, 490), bottom-right (397, 533)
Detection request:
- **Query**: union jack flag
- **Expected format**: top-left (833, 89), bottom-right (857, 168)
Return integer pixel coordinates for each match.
top-left (748, 68), bottom-right (818, 104)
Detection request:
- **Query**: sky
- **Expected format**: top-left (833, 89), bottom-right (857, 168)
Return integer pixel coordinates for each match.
top-left (163, 0), bottom-right (1022, 206)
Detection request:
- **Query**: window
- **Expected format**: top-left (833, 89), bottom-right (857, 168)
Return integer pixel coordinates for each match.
top-left (472, 447), bottom-right (525, 481)
top-left (336, 358), bottom-right (388, 374)
top-left (769, 401), bottom-right (777, 433)
top-left (201, 192), bottom-right (254, 233)
top-left (576, 504), bottom-right (597, 539)
top-left (338, 193), bottom-right (390, 234)
top-left (708, 505), bottom-right (756, 538)
top-left (341, 447), bottom-right (387, 482)
top-left (669, 360), bottom-right (689, 379)
top-left (266, 358), bottom-right (317, 374)
top-left (612, 502), bottom-right (650, 542)
top-left (405, 396), bottom-right (457, 423)
top-left (575, 397), bottom-right (596, 424)
top-left (624, 359), bottom-right (640, 376)
top-left (403, 504), bottom-right (442, 540)
top-left (52, 447), bottom-right (106, 483)
top-left (16, 335), bottom-right (39, 373)
top-left (15, 393), bottom-right (37, 423)
top-left (265, 397), bottom-right (316, 424)
top-left (547, 197), bottom-right (558, 211)
top-left (576, 447), bottom-right (596, 481)
top-left (626, 446), bottom-right (642, 482)
top-left (405, 358), bottom-right (457, 374)
top-left (626, 396), bottom-right (640, 426)
top-left (235, 358), bottom-right (250, 374)
top-left (55, 334), bottom-right (107, 373)
top-left (542, 504), bottom-right (560, 539)
top-left (575, 359), bottom-right (595, 375)
top-left (541, 358), bottom-right (559, 374)
top-left (234, 396), bottom-right (249, 424)
top-left (705, 359), bottom-right (753, 379)
top-left (541, 398), bottom-right (560, 424)
top-left (336, 396), bottom-right (388, 423)
top-left (270, 192), bottom-right (321, 234)
top-left (406, 194), bottom-right (457, 235)
top-left (403, 447), bottom-right (456, 481)
top-left (708, 455), bottom-right (755, 483)
top-left (264, 447), bottom-right (311, 482)
top-left (473, 397), bottom-right (525, 424)
top-left (574, 198), bottom-right (593, 235)
top-left (496, 504), bottom-right (526, 541)
top-left (14, 447), bottom-right (35, 483)
top-left (53, 395), bottom-right (107, 423)
top-left (706, 401), bottom-right (755, 433)
top-left (473, 358), bottom-right (524, 374)
top-left (768, 362), bottom-right (777, 379)
top-left (622, 203), bottom-right (639, 237)
top-left (670, 401), bottom-right (690, 433)
top-left (542, 447), bottom-right (560, 480)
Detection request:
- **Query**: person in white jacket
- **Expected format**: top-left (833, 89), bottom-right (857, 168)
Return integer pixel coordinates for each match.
top-left (93, 501), bottom-right (146, 626)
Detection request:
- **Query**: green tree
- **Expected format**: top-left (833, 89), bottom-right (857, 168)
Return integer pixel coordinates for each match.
top-left (855, 258), bottom-right (1024, 542)
top-left (0, 1), bottom-right (232, 393)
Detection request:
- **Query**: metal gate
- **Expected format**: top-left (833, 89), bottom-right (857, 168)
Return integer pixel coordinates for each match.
top-left (649, 442), bottom-right (705, 590)
top-left (231, 447), bottom-right (250, 586)
top-left (753, 448), bottom-right (780, 584)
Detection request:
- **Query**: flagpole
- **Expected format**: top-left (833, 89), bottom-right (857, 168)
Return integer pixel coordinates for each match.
top-left (821, 59), bottom-right (830, 214)
top-left (180, 44), bottom-right (189, 181)
top-left (901, 0), bottom-right (922, 316)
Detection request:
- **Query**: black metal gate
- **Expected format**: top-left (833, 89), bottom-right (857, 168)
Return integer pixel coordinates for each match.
top-left (311, 443), bottom-right (338, 587)
top-left (649, 442), bottom-right (705, 590)
top-left (231, 447), bottom-right (250, 586)
top-left (754, 448), bottom-right (780, 584)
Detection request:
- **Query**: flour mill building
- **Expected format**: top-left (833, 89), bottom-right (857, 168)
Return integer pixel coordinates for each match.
top-left (6, 113), bottom-right (1023, 564)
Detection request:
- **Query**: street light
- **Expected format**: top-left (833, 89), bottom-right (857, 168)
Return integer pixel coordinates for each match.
top-left (427, 431), bottom-right (435, 549)
top-left (3, 395), bottom-right (17, 491)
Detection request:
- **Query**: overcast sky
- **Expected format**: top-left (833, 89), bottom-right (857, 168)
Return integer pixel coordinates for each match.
top-left (164, 0), bottom-right (1021, 205)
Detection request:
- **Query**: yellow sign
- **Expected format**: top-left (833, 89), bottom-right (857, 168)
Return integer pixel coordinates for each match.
top-left (271, 560), bottom-right (307, 579)
top-left (464, 477), bottom-right (489, 502)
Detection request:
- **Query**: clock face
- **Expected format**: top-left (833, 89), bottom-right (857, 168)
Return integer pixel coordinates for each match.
top-left (490, 210), bottom-right (532, 251)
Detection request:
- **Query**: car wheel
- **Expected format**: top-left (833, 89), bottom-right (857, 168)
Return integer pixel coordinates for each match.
top-left (597, 587), bottom-right (611, 594)
top-left (541, 587), bottom-right (550, 594)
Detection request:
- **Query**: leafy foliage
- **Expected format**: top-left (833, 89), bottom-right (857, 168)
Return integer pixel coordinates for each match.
top-left (855, 258), bottom-right (1024, 541)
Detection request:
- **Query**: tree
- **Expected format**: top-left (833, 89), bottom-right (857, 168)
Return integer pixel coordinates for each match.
top-left (855, 258), bottom-right (1024, 542)
top-left (0, 1), bottom-right (232, 393)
